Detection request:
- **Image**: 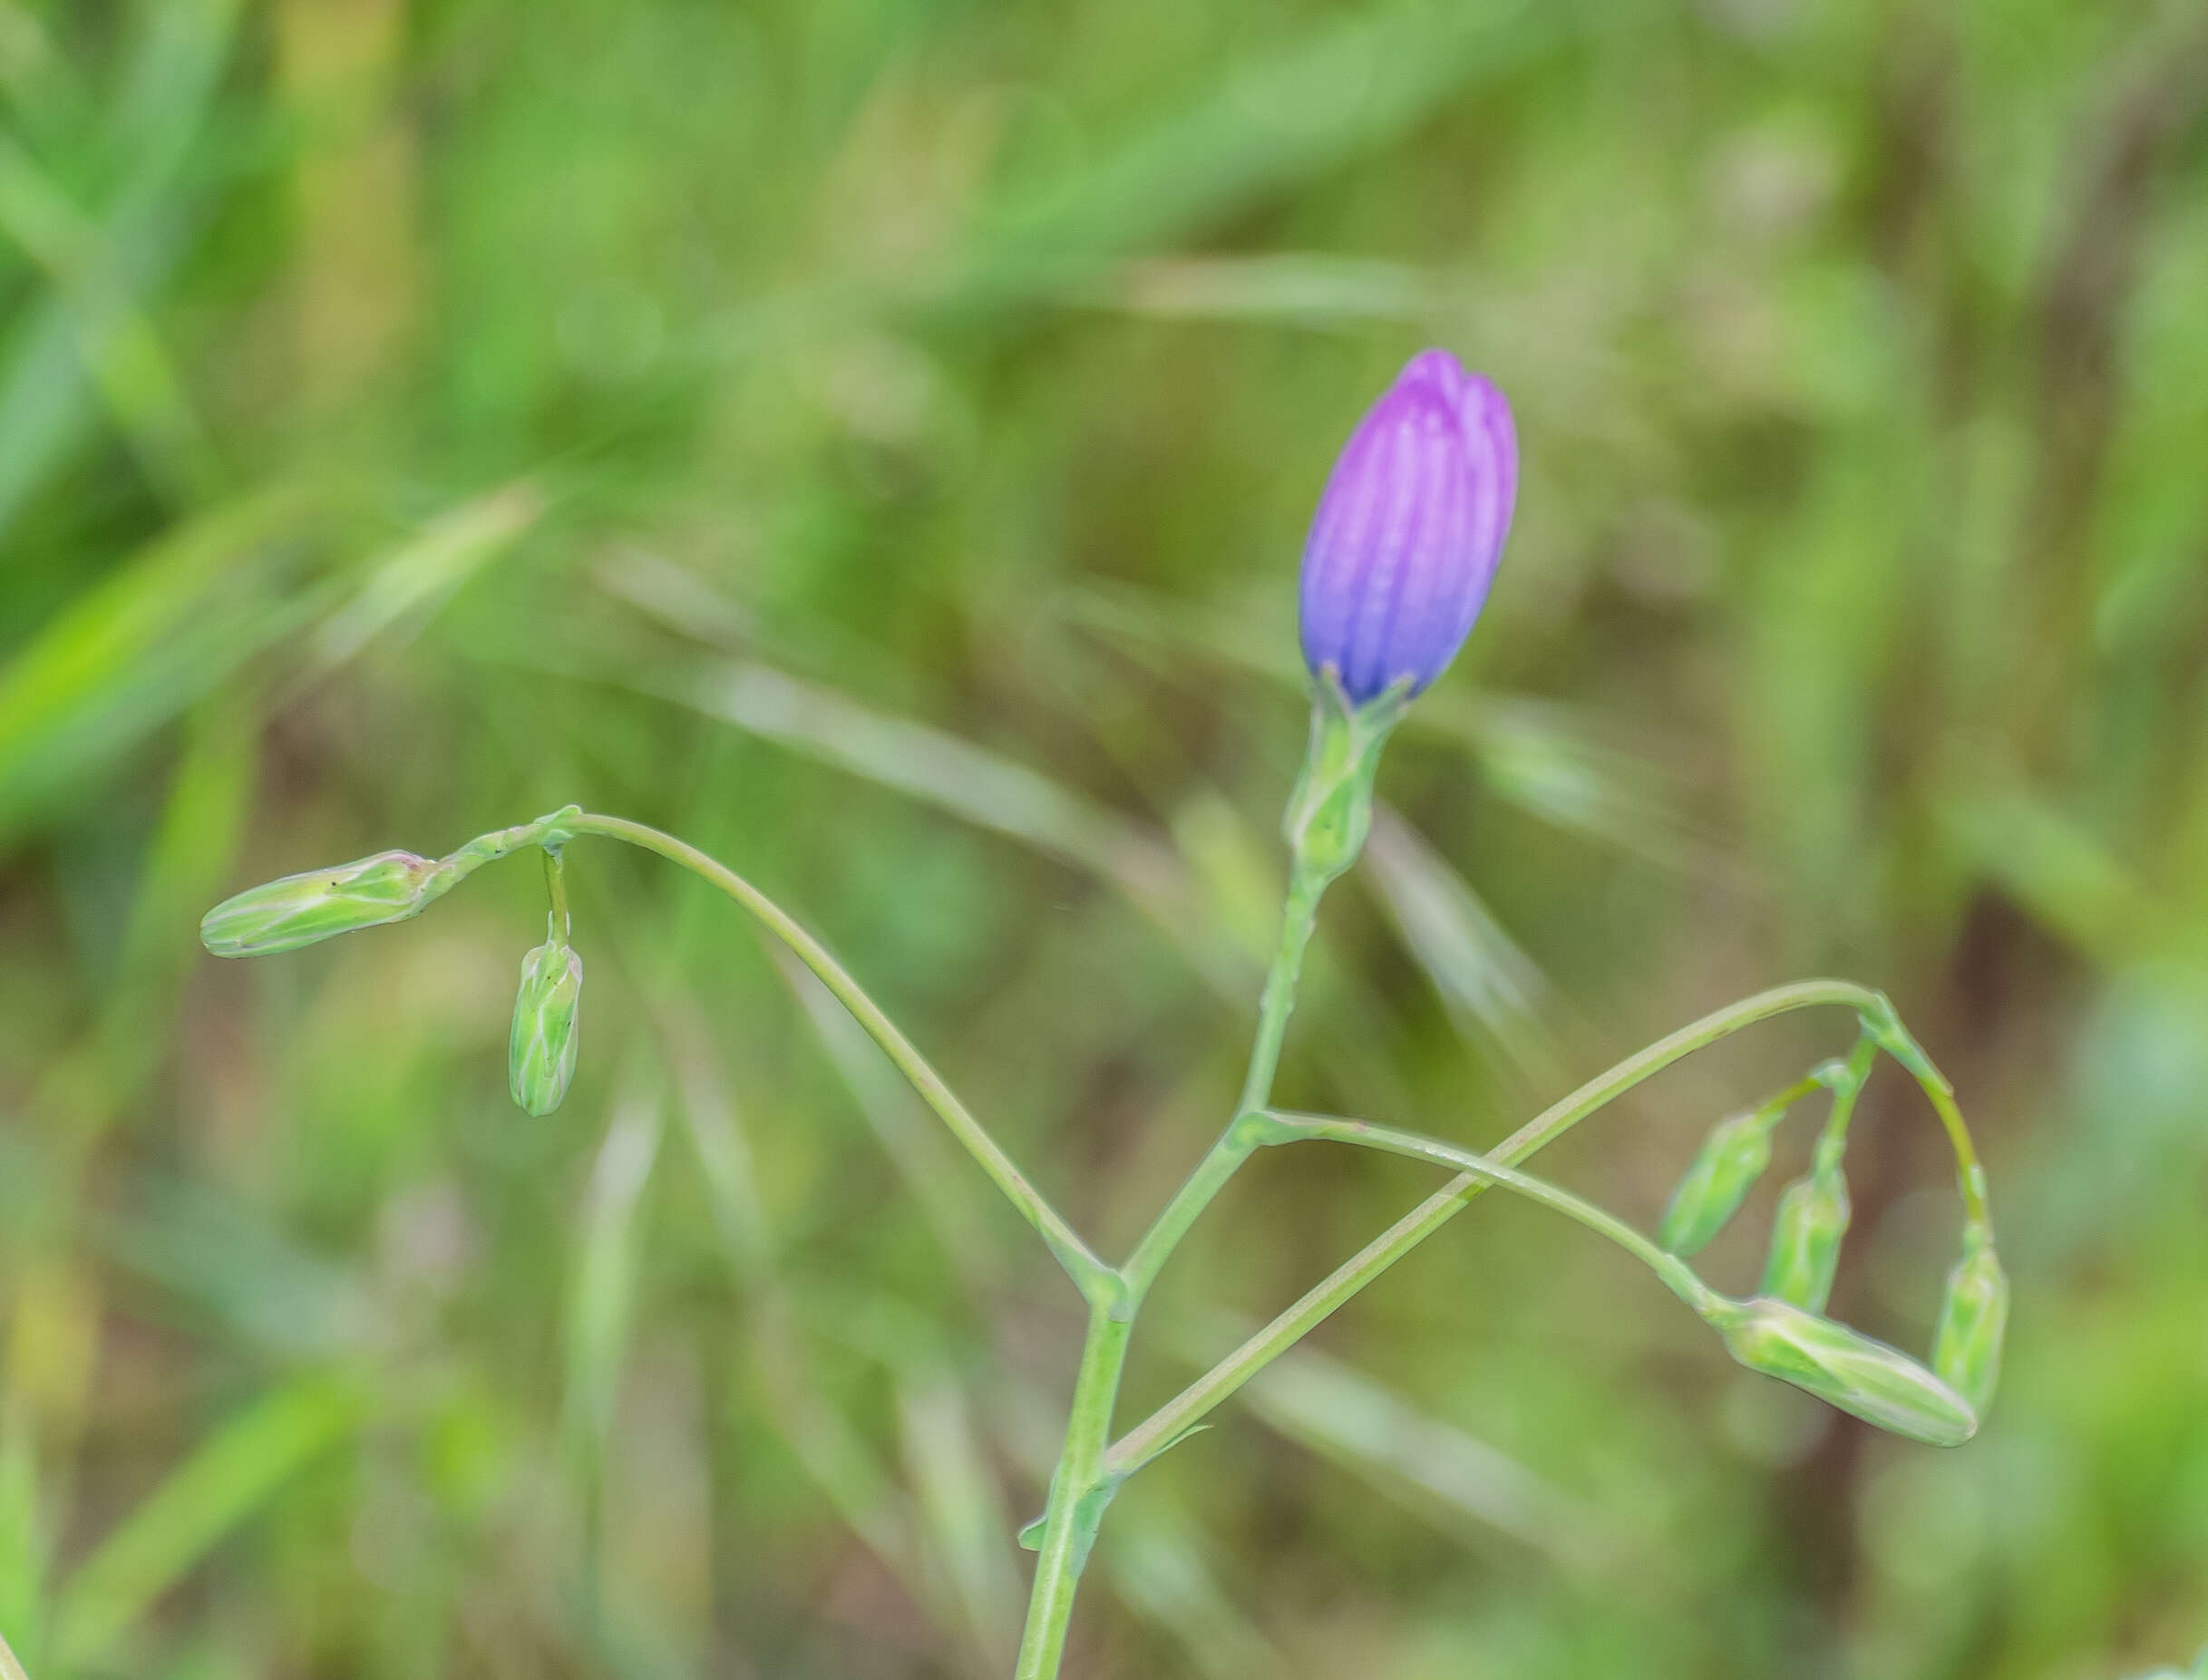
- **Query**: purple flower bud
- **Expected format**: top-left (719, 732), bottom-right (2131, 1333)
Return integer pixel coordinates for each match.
top-left (1299, 348), bottom-right (1517, 704)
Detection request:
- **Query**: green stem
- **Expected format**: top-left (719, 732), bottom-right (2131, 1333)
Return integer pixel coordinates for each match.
top-left (566, 812), bottom-right (1116, 1306)
top-left (1251, 1110), bottom-right (1717, 1313)
top-left (1760, 1073), bottom-right (1828, 1126)
top-left (1812, 1030), bottom-right (1878, 1160)
top-left (1019, 850), bottom-right (1330, 1670)
top-left (1237, 867), bottom-right (1323, 1117)
top-left (1121, 865), bottom-right (1322, 1303)
top-left (543, 845), bottom-right (571, 941)
top-left (1923, 1077), bottom-right (1990, 1225)
top-left (1104, 978), bottom-right (1887, 1477)
top-left (1012, 1306), bottom-right (1132, 1680)
top-left (1861, 1001), bottom-right (1992, 1225)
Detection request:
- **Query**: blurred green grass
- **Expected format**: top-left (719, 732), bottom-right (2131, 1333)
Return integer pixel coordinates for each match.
top-left (4, 0), bottom-right (2208, 1675)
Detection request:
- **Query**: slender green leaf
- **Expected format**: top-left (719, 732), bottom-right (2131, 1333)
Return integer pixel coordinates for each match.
top-left (53, 1377), bottom-right (357, 1670)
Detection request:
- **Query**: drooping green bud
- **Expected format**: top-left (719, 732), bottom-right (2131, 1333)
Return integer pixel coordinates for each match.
top-left (509, 928), bottom-right (583, 1116)
top-left (1761, 1155), bottom-right (1852, 1314)
top-left (1658, 1109), bottom-right (1775, 1258)
top-left (1280, 672), bottom-right (1408, 889)
top-left (200, 851), bottom-right (456, 957)
top-left (1707, 1296), bottom-right (1977, 1448)
top-left (1932, 1220), bottom-right (2009, 1418)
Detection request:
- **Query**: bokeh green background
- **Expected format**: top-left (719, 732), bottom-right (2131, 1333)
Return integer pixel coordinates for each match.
top-left (5, 0), bottom-right (2208, 1675)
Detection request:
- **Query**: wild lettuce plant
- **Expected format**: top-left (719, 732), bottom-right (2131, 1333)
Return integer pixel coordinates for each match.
top-left (201, 350), bottom-right (2008, 1678)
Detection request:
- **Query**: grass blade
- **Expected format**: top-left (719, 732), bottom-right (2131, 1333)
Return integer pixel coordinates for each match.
top-left (896, 1366), bottom-right (1020, 1668)
top-left (1363, 804), bottom-right (1561, 1084)
top-left (53, 1376), bottom-right (358, 1671)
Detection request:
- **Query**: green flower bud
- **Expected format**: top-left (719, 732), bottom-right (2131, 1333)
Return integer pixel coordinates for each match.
top-left (1658, 1110), bottom-right (1775, 1258)
top-left (1280, 674), bottom-right (1407, 889)
top-left (1709, 1296), bottom-right (1977, 1448)
top-left (1932, 1221), bottom-right (2009, 1418)
top-left (1760, 1160), bottom-right (1852, 1314)
top-left (200, 851), bottom-right (455, 957)
top-left (509, 933), bottom-right (583, 1116)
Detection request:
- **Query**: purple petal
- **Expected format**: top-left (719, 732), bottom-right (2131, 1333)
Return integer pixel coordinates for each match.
top-left (1298, 349), bottom-right (1516, 703)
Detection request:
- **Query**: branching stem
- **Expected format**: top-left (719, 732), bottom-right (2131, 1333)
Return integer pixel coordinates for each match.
top-left (433, 813), bottom-right (1989, 1680)
top-left (1104, 979), bottom-right (1899, 1478)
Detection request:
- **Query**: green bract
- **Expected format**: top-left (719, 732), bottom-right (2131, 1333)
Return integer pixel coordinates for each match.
top-left (1279, 673), bottom-right (1407, 889)
top-left (1658, 1109), bottom-right (1775, 1258)
top-left (199, 850), bottom-right (456, 957)
top-left (1933, 1221), bottom-right (2009, 1417)
top-left (1709, 1296), bottom-right (1977, 1448)
top-left (1760, 1161), bottom-right (1851, 1313)
top-left (509, 932), bottom-right (584, 1116)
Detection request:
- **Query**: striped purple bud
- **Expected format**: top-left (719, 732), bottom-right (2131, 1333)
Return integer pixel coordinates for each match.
top-left (1299, 348), bottom-right (1517, 705)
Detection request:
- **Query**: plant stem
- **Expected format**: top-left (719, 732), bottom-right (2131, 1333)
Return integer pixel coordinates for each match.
top-left (1923, 1077), bottom-right (1990, 1224)
top-left (1104, 978), bottom-right (1888, 1477)
top-left (1251, 1110), bottom-right (1718, 1312)
top-left (1236, 867), bottom-right (1324, 1117)
top-left (1813, 1031), bottom-right (1878, 1155)
top-left (1012, 850), bottom-right (1335, 1673)
top-left (1006, 860), bottom-right (1327, 1674)
top-left (1121, 864), bottom-right (1322, 1302)
top-left (566, 812), bottom-right (1115, 1306)
top-left (1861, 1002), bottom-right (1992, 1225)
top-left (1012, 1306), bottom-right (1133, 1680)
top-left (543, 845), bottom-right (571, 940)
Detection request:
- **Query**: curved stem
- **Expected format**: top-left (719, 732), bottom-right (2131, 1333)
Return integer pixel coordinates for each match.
top-left (567, 812), bottom-right (1115, 1306)
top-left (1922, 1077), bottom-right (1989, 1223)
top-left (1862, 1002), bottom-right (1991, 1225)
top-left (1105, 978), bottom-right (1886, 1476)
top-left (1813, 1030), bottom-right (1878, 1156)
top-left (1252, 1110), bottom-right (1717, 1308)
